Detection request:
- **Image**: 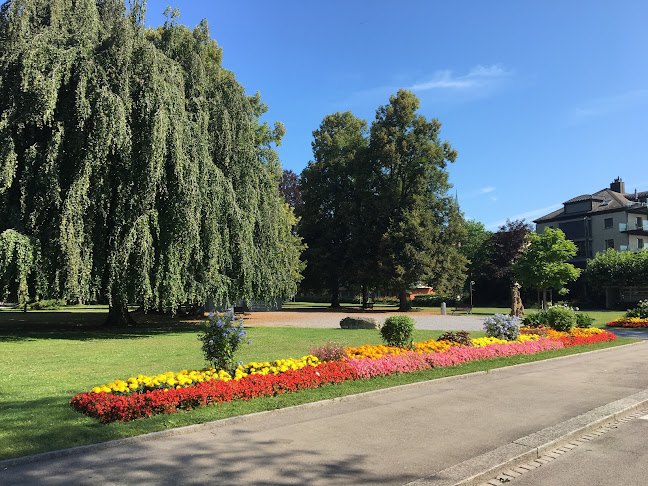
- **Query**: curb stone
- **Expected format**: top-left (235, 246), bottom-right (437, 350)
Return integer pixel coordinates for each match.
top-left (0, 341), bottom-right (642, 470)
top-left (405, 388), bottom-right (648, 486)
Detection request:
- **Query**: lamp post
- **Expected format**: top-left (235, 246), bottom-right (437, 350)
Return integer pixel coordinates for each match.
top-left (470, 281), bottom-right (475, 308)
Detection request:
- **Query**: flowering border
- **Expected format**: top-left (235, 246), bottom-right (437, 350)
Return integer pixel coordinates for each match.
top-left (71, 329), bottom-right (618, 424)
top-left (71, 361), bottom-right (356, 423)
top-left (607, 319), bottom-right (648, 328)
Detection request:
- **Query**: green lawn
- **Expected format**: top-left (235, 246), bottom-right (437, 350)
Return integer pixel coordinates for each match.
top-left (0, 306), bottom-right (634, 461)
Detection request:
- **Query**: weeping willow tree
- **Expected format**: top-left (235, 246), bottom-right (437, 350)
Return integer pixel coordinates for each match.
top-left (0, 0), bottom-right (303, 325)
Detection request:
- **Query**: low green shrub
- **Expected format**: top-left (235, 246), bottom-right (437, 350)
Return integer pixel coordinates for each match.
top-left (28, 299), bottom-right (67, 310)
top-left (547, 305), bottom-right (576, 332)
top-left (373, 296), bottom-right (400, 305)
top-left (522, 310), bottom-right (549, 328)
top-left (626, 300), bottom-right (648, 319)
top-left (575, 313), bottom-right (594, 328)
top-left (412, 294), bottom-right (459, 307)
top-left (380, 315), bottom-right (416, 348)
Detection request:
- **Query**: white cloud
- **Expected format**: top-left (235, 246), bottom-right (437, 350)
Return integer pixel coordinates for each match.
top-left (480, 186), bottom-right (496, 194)
top-left (569, 89), bottom-right (648, 123)
top-left (408, 64), bottom-right (512, 92)
top-left (486, 203), bottom-right (562, 231)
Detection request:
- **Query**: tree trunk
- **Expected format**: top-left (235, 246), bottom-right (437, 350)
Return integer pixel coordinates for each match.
top-left (106, 300), bottom-right (136, 327)
top-left (362, 284), bottom-right (369, 307)
top-left (330, 287), bottom-right (341, 308)
top-left (541, 289), bottom-right (548, 310)
top-left (398, 289), bottom-right (412, 311)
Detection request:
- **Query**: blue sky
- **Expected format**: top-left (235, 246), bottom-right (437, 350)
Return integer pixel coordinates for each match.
top-left (144, 1), bottom-right (648, 230)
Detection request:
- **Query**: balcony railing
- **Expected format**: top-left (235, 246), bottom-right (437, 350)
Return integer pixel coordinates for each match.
top-left (620, 245), bottom-right (647, 252)
top-left (619, 221), bottom-right (648, 232)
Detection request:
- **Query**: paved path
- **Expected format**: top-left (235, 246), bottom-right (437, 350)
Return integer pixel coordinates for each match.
top-left (2, 342), bottom-right (648, 486)
top-left (244, 311), bottom-right (487, 331)
top-left (501, 410), bottom-right (648, 486)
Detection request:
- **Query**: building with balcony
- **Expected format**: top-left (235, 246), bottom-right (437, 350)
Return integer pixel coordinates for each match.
top-left (534, 178), bottom-right (648, 268)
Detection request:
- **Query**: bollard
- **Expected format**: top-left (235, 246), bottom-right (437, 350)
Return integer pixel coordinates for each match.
top-left (440, 302), bottom-right (446, 315)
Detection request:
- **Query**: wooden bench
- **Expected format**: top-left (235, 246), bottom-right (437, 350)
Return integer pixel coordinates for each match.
top-left (361, 302), bottom-right (374, 310)
top-left (451, 305), bottom-right (472, 315)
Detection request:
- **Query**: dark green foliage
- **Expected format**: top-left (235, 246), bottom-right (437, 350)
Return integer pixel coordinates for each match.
top-left (28, 299), bottom-right (66, 310)
top-left (522, 310), bottom-right (549, 328)
top-left (547, 306), bottom-right (576, 332)
top-left (298, 112), bottom-right (368, 306)
top-left (299, 91), bottom-right (467, 310)
top-left (0, 1), bottom-right (302, 324)
top-left (412, 293), bottom-right (459, 307)
top-left (437, 330), bottom-right (472, 346)
top-left (474, 219), bottom-right (533, 305)
top-left (575, 313), bottom-right (594, 328)
top-left (626, 300), bottom-right (648, 319)
top-left (380, 315), bottom-right (416, 347)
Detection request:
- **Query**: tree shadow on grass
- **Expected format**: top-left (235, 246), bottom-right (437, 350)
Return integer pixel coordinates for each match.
top-left (0, 311), bottom-right (205, 342)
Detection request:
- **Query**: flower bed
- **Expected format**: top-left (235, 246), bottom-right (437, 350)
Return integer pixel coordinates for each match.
top-left (606, 317), bottom-right (648, 328)
top-left (71, 327), bottom-right (618, 423)
top-left (71, 361), bottom-right (356, 423)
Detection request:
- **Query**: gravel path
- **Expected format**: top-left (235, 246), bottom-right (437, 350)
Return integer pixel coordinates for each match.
top-left (242, 310), bottom-right (486, 331)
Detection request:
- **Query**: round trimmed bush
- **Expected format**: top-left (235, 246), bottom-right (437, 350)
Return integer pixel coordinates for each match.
top-left (380, 315), bottom-right (416, 348)
top-left (547, 305), bottom-right (576, 332)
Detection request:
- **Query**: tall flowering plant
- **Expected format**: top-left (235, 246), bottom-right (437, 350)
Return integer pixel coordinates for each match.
top-left (199, 309), bottom-right (250, 373)
top-left (483, 314), bottom-right (521, 341)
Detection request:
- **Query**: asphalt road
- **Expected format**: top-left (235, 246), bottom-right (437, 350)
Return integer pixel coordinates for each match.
top-left (2, 342), bottom-right (648, 486)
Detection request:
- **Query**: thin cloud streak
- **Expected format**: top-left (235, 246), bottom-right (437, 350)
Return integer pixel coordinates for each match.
top-left (409, 64), bottom-right (512, 92)
top-left (486, 202), bottom-right (562, 231)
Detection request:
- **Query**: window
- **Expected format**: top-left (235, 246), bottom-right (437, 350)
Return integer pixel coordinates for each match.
top-left (605, 239), bottom-right (615, 250)
top-left (637, 217), bottom-right (643, 229)
top-left (574, 240), bottom-right (587, 257)
top-left (639, 239), bottom-right (645, 250)
top-left (604, 218), bottom-right (613, 229)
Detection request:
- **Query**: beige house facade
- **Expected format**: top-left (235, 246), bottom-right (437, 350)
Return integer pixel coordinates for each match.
top-left (535, 178), bottom-right (648, 268)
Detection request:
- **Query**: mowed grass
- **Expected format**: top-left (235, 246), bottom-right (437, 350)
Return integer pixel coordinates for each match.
top-left (0, 307), bottom-right (634, 461)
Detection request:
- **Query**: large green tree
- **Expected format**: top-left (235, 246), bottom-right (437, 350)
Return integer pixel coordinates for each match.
top-left (298, 112), bottom-right (368, 307)
top-left (0, 1), bottom-right (302, 324)
top-left (367, 90), bottom-right (463, 310)
top-left (513, 228), bottom-right (581, 309)
top-left (585, 249), bottom-right (648, 307)
top-left (459, 219), bottom-right (492, 287)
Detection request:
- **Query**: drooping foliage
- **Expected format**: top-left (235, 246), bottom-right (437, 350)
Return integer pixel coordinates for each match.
top-left (0, 1), bottom-right (302, 323)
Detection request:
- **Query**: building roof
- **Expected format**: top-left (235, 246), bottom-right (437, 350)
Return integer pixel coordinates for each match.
top-left (534, 183), bottom-right (648, 223)
top-left (563, 194), bottom-right (606, 204)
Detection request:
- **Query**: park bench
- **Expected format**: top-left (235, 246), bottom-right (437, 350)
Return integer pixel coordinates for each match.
top-left (451, 305), bottom-right (472, 315)
top-left (361, 302), bottom-right (374, 310)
